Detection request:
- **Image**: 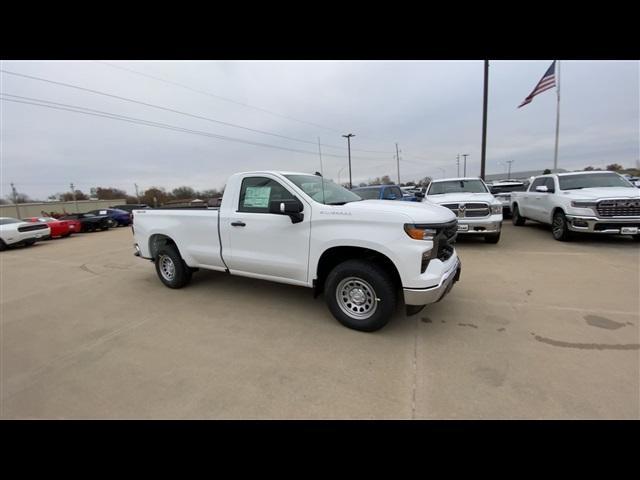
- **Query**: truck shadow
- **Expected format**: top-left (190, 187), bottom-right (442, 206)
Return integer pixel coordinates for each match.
top-left (186, 269), bottom-right (419, 333)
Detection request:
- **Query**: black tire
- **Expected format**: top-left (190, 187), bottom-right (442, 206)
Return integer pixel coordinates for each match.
top-left (324, 259), bottom-right (397, 332)
top-left (155, 244), bottom-right (193, 289)
top-left (552, 210), bottom-right (572, 241)
top-left (63, 232), bottom-right (72, 238)
top-left (24, 239), bottom-right (36, 246)
top-left (632, 235), bottom-right (640, 242)
top-left (512, 204), bottom-right (526, 226)
top-left (484, 232), bottom-right (501, 244)
top-left (0, 239), bottom-right (7, 251)
top-left (106, 218), bottom-right (118, 228)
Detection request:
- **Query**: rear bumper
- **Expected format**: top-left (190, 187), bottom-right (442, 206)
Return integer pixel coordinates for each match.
top-left (403, 258), bottom-right (461, 306)
top-left (565, 215), bottom-right (640, 234)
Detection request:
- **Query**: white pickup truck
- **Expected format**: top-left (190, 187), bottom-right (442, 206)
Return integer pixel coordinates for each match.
top-left (424, 177), bottom-right (504, 243)
top-left (132, 171), bottom-right (462, 332)
top-left (510, 171), bottom-right (640, 241)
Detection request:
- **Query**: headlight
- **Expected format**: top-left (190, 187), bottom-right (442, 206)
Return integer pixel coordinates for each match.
top-left (404, 224), bottom-right (436, 240)
top-left (491, 204), bottom-right (503, 214)
top-left (571, 201), bottom-right (597, 208)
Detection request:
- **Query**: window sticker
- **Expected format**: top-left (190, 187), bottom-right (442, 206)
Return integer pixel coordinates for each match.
top-left (244, 186), bottom-right (271, 208)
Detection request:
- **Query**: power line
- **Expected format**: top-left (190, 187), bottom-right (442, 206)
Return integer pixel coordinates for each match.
top-left (0, 94), bottom-right (388, 162)
top-left (94, 61), bottom-right (396, 152)
top-left (0, 69), bottom-right (392, 156)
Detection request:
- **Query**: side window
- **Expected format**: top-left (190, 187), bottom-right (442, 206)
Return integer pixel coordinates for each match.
top-left (238, 176), bottom-right (296, 213)
top-left (382, 187), bottom-right (395, 199)
top-left (544, 178), bottom-right (555, 191)
top-left (530, 178), bottom-right (545, 191)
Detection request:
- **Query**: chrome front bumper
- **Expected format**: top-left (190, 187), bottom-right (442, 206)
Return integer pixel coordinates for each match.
top-left (403, 258), bottom-right (461, 306)
top-left (456, 215), bottom-right (503, 234)
top-left (565, 215), bottom-right (640, 234)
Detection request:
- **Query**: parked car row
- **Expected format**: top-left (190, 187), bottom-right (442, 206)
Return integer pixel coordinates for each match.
top-left (349, 171), bottom-right (640, 243)
top-left (0, 207), bottom-right (136, 251)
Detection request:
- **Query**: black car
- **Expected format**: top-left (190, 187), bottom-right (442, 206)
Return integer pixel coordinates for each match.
top-left (111, 204), bottom-right (151, 213)
top-left (59, 213), bottom-right (111, 232)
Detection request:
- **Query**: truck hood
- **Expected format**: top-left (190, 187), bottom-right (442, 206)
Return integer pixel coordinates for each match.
top-left (343, 200), bottom-right (456, 224)
top-left (425, 192), bottom-right (497, 205)
top-left (559, 187), bottom-right (640, 200)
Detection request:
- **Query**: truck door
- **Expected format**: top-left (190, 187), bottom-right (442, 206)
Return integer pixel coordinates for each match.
top-left (539, 177), bottom-right (557, 224)
top-left (224, 175), bottom-right (311, 284)
top-left (525, 177), bottom-right (547, 221)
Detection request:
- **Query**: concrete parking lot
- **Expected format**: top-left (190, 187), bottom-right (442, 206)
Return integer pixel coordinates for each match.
top-left (1, 222), bottom-right (638, 419)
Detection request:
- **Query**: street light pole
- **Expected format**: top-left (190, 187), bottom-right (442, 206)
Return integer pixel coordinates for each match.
top-left (456, 154), bottom-right (460, 177)
top-left (342, 133), bottom-right (355, 189)
top-left (462, 154), bottom-right (469, 177)
top-left (70, 182), bottom-right (79, 212)
top-left (10, 182), bottom-right (20, 218)
top-left (395, 143), bottom-right (401, 185)
top-left (506, 160), bottom-right (514, 179)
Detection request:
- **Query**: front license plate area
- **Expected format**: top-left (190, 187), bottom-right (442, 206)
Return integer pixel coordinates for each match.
top-left (457, 224), bottom-right (469, 232)
top-left (621, 227), bottom-right (638, 235)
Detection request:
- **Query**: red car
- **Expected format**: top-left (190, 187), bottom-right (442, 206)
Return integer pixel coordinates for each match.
top-left (23, 217), bottom-right (74, 238)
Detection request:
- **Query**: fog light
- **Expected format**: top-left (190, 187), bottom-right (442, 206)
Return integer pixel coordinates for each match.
top-left (573, 220), bottom-right (588, 228)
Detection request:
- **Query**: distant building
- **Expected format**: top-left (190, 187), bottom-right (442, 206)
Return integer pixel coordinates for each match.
top-left (485, 168), bottom-right (568, 182)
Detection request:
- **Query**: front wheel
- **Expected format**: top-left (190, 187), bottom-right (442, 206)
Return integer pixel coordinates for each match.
top-left (324, 259), bottom-right (397, 332)
top-left (512, 204), bottom-right (526, 226)
top-left (484, 232), bottom-right (501, 244)
top-left (106, 218), bottom-right (118, 228)
top-left (155, 245), bottom-right (193, 289)
top-left (552, 211), bottom-right (572, 241)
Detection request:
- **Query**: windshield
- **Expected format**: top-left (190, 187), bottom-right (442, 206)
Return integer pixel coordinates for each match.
top-left (284, 175), bottom-right (362, 205)
top-left (352, 188), bottom-right (381, 200)
top-left (491, 184), bottom-right (526, 194)
top-left (0, 218), bottom-right (22, 225)
top-left (428, 180), bottom-right (488, 195)
top-left (558, 173), bottom-right (634, 190)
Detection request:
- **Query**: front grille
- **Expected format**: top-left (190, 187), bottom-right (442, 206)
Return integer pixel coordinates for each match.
top-left (594, 222), bottom-right (640, 231)
top-left (442, 202), bottom-right (490, 218)
top-left (596, 199), bottom-right (640, 217)
top-left (415, 220), bottom-right (458, 266)
top-left (17, 224), bottom-right (48, 232)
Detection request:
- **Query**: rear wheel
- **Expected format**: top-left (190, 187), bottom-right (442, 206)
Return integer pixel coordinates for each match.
top-left (325, 259), bottom-right (396, 332)
top-left (24, 239), bottom-right (36, 246)
top-left (552, 210), bottom-right (572, 241)
top-left (484, 232), bottom-right (501, 244)
top-left (155, 244), bottom-right (193, 289)
top-left (512, 204), bottom-right (526, 226)
top-left (106, 218), bottom-right (118, 228)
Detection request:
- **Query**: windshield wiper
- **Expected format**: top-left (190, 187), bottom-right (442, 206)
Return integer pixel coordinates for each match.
top-left (563, 187), bottom-right (584, 190)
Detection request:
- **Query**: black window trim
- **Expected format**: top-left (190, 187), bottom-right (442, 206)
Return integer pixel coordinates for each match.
top-left (237, 175), bottom-right (297, 214)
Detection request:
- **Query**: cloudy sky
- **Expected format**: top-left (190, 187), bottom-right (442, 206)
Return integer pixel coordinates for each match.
top-left (1, 60), bottom-right (638, 199)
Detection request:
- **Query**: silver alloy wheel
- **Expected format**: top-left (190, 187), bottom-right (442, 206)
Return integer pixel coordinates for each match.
top-left (552, 213), bottom-right (564, 238)
top-left (336, 276), bottom-right (378, 320)
top-left (159, 254), bottom-right (176, 281)
top-left (107, 219), bottom-right (118, 228)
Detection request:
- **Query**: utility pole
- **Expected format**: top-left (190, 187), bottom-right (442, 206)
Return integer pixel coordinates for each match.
top-left (506, 160), bottom-right (514, 179)
top-left (134, 183), bottom-right (141, 203)
top-left (480, 60), bottom-right (489, 181)
top-left (456, 154), bottom-right (460, 177)
top-left (462, 154), bottom-right (469, 177)
top-left (395, 143), bottom-right (401, 185)
top-left (10, 182), bottom-right (20, 218)
top-left (70, 183), bottom-right (79, 212)
top-left (342, 133), bottom-right (355, 189)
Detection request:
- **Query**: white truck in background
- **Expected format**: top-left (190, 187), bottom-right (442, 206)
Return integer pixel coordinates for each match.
top-left (132, 171), bottom-right (462, 332)
top-left (424, 177), bottom-right (504, 243)
top-left (510, 171), bottom-right (640, 241)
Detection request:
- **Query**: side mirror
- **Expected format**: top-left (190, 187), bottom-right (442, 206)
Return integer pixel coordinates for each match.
top-left (269, 198), bottom-right (304, 223)
top-left (535, 185), bottom-right (549, 193)
top-left (415, 192), bottom-right (424, 198)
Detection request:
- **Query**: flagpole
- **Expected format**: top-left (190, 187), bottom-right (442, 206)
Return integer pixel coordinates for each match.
top-left (553, 60), bottom-right (560, 171)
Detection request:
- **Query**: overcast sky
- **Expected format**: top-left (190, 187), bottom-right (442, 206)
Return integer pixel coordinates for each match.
top-left (1, 60), bottom-right (638, 199)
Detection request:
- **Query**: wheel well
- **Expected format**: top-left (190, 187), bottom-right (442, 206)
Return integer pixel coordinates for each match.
top-left (551, 207), bottom-right (565, 222)
top-left (314, 246), bottom-right (402, 295)
top-left (149, 234), bottom-right (179, 260)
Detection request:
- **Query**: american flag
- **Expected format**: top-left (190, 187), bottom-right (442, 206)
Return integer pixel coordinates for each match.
top-left (518, 61), bottom-right (556, 108)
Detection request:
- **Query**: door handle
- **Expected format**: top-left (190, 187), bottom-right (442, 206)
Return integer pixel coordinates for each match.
top-left (231, 221), bottom-right (246, 227)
